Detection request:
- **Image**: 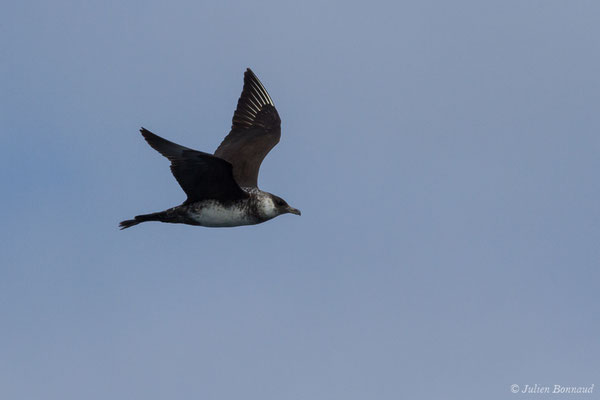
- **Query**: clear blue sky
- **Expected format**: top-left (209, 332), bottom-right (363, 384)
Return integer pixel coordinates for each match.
top-left (1, 1), bottom-right (599, 399)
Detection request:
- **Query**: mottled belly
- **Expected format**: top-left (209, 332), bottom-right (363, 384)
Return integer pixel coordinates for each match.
top-left (189, 201), bottom-right (257, 227)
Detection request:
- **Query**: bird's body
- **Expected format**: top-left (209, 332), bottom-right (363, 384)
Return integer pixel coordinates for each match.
top-left (121, 188), bottom-right (281, 228)
top-left (120, 69), bottom-right (300, 229)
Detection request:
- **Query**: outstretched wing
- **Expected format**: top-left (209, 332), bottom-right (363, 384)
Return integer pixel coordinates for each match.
top-left (140, 128), bottom-right (248, 203)
top-left (214, 68), bottom-right (281, 188)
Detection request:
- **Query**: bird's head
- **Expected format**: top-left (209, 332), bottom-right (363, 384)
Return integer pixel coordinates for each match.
top-left (260, 193), bottom-right (301, 219)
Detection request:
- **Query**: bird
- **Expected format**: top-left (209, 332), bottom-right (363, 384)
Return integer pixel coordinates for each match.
top-left (119, 68), bottom-right (300, 229)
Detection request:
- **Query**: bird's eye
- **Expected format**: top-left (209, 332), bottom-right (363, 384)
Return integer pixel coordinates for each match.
top-left (276, 199), bottom-right (284, 206)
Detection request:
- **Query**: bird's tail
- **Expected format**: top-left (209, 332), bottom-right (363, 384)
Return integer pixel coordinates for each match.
top-left (119, 210), bottom-right (171, 230)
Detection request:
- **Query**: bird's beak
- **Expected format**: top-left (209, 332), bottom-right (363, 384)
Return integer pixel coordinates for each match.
top-left (287, 206), bottom-right (301, 216)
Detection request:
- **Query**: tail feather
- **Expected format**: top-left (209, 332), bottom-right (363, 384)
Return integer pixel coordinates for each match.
top-left (119, 211), bottom-right (169, 230)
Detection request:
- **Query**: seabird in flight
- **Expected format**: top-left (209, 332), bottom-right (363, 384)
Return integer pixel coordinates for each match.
top-left (119, 68), bottom-right (300, 229)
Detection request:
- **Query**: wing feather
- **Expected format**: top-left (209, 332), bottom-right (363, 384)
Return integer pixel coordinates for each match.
top-left (214, 69), bottom-right (281, 188)
top-left (141, 128), bottom-right (248, 203)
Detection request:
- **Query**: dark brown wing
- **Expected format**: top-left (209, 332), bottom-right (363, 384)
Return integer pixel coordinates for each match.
top-left (214, 68), bottom-right (281, 188)
top-left (140, 128), bottom-right (248, 203)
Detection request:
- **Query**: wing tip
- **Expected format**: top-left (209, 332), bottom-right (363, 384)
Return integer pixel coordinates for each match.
top-left (240, 68), bottom-right (275, 107)
top-left (230, 68), bottom-right (279, 131)
top-left (140, 127), bottom-right (160, 144)
top-left (243, 68), bottom-right (259, 87)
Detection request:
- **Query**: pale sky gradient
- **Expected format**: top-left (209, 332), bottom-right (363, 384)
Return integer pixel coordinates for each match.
top-left (1, 1), bottom-right (599, 399)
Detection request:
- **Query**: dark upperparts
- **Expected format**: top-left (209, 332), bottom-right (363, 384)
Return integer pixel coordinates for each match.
top-left (140, 128), bottom-right (248, 203)
top-left (214, 68), bottom-right (282, 188)
top-left (138, 69), bottom-right (281, 202)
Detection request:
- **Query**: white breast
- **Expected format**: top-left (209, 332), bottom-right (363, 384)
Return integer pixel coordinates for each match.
top-left (257, 195), bottom-right (278, 219)
top-left (190, 201), bottom-right (255, 227)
